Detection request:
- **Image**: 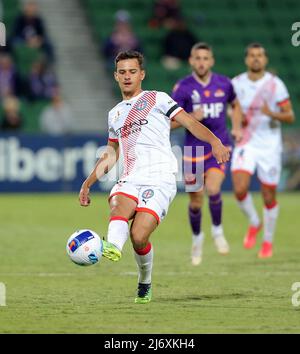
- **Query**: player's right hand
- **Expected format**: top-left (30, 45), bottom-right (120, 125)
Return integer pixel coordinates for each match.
top-left (79, 184), bottom-right (91, 207)
top-left (211, 139), bottom-right (230, 164)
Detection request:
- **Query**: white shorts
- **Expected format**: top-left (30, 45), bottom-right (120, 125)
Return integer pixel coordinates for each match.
top-left (109, 181), bottom-right (177, 223)
top-left (231, 144), bottom-right (281, 187)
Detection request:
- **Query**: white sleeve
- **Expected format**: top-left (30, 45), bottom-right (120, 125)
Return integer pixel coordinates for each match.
top-left (156, 91), bottom-right (183, 120)
top-left (275, 78), bottom-right (290, 106)
top-left (108, 112), bottom-right (118, 142)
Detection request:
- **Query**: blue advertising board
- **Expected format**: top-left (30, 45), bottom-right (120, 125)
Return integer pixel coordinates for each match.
top-left (0, 133), bottom-right (260, 193)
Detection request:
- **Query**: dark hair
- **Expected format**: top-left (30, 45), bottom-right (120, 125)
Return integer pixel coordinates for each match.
top-left (191, 42), bottom-right (213, 54)
top-left (245, 42), bottom-right (267, 57)
top-left (115, 50), bottom-right (144, 70)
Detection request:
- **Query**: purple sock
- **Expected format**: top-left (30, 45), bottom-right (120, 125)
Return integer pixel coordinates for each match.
top-left (188, 205), bottom-right (201, 235)
top-left (209, 193), bottom-right (222, 226)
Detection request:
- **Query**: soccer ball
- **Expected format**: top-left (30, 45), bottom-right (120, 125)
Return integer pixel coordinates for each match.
top-left (66, 229), bottom-right (103, 266)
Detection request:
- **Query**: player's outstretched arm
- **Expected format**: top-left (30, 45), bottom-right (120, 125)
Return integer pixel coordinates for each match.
top-left (171, 108), bottom-right (204, 130)
top-left (170, 119), bottom-right (182, 129)
top-left (174, 110), bottom-right (230, 164)
top-left (79, 140), bottom-right (119, 207)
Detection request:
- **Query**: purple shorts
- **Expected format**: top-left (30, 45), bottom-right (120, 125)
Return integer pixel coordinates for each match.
top-left (183, 150), bottom-right (229, 187)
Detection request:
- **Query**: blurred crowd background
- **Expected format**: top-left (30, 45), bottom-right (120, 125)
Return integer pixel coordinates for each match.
top-left (0, 0), bottom-right (300, 190)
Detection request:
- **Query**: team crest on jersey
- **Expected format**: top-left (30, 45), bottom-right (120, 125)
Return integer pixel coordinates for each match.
top-left (214, 89), bottom-right (225, 97)
top-left (142, 189), bottom-right (154, 199)
top-left (204, 90), bottom-right (211, 97)
top-left (135, 100), bottom-right (148, 111)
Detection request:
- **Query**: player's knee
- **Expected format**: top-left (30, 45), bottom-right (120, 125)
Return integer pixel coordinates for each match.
top-left (189, 193), bottom-right (203, 209)
top-left (190, 201), bottom-right (202, 210)
top-left (110, 205), bottom-right (122, 217)
top-left (233, 183), bottom-right (248, 200)
top-left (206, 184), bottom-right (220, 196)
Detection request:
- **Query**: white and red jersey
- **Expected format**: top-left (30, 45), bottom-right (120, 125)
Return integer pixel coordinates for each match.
top-left (232, 72), bottom-right (290, 152)
top-left (108, 90), bottom-right (183, 185)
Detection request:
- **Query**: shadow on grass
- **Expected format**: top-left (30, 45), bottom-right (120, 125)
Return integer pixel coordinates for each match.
top-left (158, 292), bottom-right (248, 302)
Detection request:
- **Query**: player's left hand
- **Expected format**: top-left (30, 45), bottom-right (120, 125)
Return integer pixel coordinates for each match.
top-left (231, 128), bottom-right (243, 143)
top-left (211, 139), bottom-right (230, 164)
top-left (261, 101), bottom-right (273, 117)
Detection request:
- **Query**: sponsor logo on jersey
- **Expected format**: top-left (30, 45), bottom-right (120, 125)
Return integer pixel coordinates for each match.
top-left (142, 189), bottom-right (154, 199)
top-left (115, 118), bottom-right (149, 138)
top-left (135, 100), bottom-right (148, 111)
top-left (214, 89), bottom-right (225, 97)
top-left (202, 102), bottom-right (224, 119)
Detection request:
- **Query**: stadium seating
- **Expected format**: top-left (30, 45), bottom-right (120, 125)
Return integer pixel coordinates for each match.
top-left (82, 0), bottom-right (300, 126)
top-left (2, 0), bottom-right (19, 33)
top-left (1, 0), bottom-right (49, 133)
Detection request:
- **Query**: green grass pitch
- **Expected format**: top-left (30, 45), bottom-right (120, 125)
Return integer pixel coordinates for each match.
top-left (0, 192), bottom-right (300, 333)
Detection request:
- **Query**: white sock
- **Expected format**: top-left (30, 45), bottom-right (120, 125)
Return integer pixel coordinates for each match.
top-left (134, 243), bottom-right (153, 284)
top-left (211, 224), bottom-right (224, 239)
top-left (263, 203), bottom-right (279, 243)
top-left (192, 232), bottom-right (204, 245)
top-left (107, 218), bottom-right (129, 251)
top-left (237, 193), bottom-right (260, 227)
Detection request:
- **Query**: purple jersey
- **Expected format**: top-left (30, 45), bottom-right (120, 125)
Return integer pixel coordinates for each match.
top-left (172, 72), bottom-right (236, 155)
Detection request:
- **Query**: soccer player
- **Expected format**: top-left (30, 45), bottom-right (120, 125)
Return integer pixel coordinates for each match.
top-left (171, 42), bottom-right (243, 265)
top-left (231, 43), bottom-right (295, 258)
top-left (78, 50), bottom-right (230, 303)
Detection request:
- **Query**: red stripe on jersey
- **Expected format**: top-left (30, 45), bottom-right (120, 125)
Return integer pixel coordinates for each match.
top-left (120, 91), bottom-right (157, 178)
top-left (108, 138), bottom-right (118, 143)
top-left (238, 77), bottom-right (276, 146)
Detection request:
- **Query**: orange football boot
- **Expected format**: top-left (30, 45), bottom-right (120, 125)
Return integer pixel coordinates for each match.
top-left (243, 224), bottom-right (262, 249)
top-left (258, 241), bottom-right (273, 258)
